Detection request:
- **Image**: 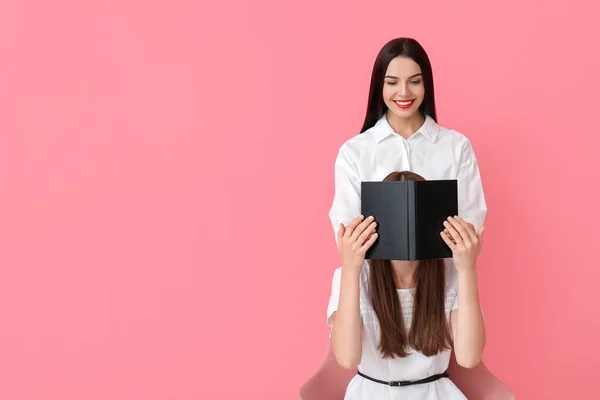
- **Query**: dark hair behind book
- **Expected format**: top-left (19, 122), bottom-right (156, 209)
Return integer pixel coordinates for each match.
top-left (368, 171), bottom-right (453, 359)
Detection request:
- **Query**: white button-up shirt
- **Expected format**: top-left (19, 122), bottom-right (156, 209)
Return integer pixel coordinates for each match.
top-left (329, 114), bottom-right (487, 240)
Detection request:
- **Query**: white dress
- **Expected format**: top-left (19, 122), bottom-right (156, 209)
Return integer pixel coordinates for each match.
top-left (327, 261), bottom-right (467, 400)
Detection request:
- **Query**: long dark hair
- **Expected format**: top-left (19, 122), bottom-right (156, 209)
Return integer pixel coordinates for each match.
top-left (360, 38), bottom-right (437, 133)
top-left (368, 171), bottom-right (452, 358)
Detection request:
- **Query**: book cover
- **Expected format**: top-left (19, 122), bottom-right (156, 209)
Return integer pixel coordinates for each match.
top-left (361, 180), bottom-right (458, 261)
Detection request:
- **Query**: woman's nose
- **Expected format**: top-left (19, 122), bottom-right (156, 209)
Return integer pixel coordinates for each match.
top-left (397, 84), bottom-right (410, 97)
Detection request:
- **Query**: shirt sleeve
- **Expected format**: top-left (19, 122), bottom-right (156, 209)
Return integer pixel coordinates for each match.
top-left (446, 260), bottom-right (460, 311)
top-left (446, 260), bottom-right (484, 316)
top-left (329, 143), bottom-right (361, 243)
top-left (457, 138), bottom-right (488, 231)
top-left (327, 267), bottom-right (342, 328)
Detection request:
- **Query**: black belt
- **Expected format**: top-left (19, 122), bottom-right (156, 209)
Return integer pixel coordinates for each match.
top-left (357, 370), bottom-right (449, 387)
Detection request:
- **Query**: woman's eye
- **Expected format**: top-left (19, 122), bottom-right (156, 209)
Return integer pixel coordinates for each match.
top-left (410, 80), bottom-right (422, 85)
top-left (386, 82), bottom-right (397, 86)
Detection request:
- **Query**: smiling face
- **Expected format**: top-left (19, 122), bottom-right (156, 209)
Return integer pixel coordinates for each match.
top-left (382, 56), bottom-right (425, 120)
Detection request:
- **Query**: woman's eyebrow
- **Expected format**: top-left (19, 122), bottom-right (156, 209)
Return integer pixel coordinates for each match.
top-left (384, 73), bottom-right (423, 79)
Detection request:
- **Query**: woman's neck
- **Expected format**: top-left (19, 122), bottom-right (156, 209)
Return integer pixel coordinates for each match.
top-left (390, 260), bottom-right (419, 289)
top-left (385, 111), bottom-right (425, 140)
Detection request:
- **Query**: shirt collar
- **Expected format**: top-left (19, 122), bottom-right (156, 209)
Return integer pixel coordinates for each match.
top-left (372, 113), bottom-right (439, 144)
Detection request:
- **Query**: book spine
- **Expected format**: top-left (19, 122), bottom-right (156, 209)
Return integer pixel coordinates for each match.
top-left (408, 181), bottom-right (417, 260)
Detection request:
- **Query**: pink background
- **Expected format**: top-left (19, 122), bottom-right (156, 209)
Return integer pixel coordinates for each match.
top-left (1, 0), bottom-right (599, 399)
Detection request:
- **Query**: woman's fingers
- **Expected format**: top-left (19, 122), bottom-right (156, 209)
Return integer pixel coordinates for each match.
top-left (350, 216), bottom-right (375, 242)
top-left (337, 224), bottom-right (345, 247)
top-left (443, 229), bottom-right (456, 244)
top-left (360, 232), bottom-right (379, 253)
top-left (356, 220), bottom-right (377, 245)
top-left (477, 226), bottom-right (485, 244)
top-left (454, 216), bottom-right (478, 243)
top-left (343, 215), bottom-right (365, 239)
top-left (443, 219), bottom-right (463, 244)
top-left (440, 231), bottom-right (456, 250)
top-left (447, 217), bottom-right (468, 242)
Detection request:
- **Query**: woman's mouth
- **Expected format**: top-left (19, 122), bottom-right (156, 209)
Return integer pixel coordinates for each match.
top-left (394, 99), bottom-right (415, 109)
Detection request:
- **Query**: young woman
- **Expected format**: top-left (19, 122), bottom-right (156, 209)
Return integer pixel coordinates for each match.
top-left (329, 37), bottom-right (487, 241)
top-left (328, 171), bottom-right (486, 399)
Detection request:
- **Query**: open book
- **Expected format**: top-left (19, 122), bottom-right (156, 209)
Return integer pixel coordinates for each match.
top-left (360, 180), bottom-right (458, 261)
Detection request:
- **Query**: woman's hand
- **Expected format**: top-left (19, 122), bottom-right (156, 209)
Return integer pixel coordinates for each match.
top-left (443, 219), bottom-right (475, 245)
top-left (337, 215), bottom-right (378, 273)
top-left (441, 216), bottom-right (484, 272)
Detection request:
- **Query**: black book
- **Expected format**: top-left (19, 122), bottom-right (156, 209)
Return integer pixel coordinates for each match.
top-left (360, 180), bottom-right (458, 261)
